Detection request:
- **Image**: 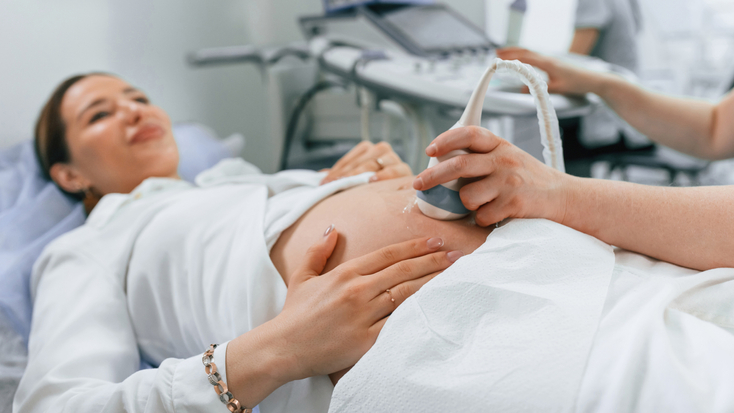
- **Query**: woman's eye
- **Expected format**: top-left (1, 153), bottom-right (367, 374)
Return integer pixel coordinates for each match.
top-left (89, 111), bottom-right (110, 124)
top-left (135, 97), bottom-right (149, 104)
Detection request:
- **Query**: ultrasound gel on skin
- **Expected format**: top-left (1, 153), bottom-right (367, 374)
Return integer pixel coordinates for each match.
top-left (416, 57), bottom-right (565, 221)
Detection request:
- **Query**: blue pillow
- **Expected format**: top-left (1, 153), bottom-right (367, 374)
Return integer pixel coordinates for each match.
top-left (0, 123), bottom-right (239, 344)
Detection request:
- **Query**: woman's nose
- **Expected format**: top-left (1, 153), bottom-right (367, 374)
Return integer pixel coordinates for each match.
top-left (119, 99), bottom-right (143, 124)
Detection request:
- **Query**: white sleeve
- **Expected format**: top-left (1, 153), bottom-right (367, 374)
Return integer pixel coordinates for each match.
top-left (575, 0), bottom-right (612, 29)
top-left (14, 248), bottom-right (232, 413)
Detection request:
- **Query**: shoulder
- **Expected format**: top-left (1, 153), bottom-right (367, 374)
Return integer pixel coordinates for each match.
top-left (575, 0), bottom-right (612, 28)
top-left (32, 225), bottom-right (114, 297)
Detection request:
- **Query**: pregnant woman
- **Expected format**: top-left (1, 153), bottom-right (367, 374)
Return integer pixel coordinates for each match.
top-left (14, 73), bottom-right (491, 413)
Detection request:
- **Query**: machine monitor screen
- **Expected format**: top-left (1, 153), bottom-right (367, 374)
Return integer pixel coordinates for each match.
top-left (383, 6), bottom-right (490, 53)
top-left (324, 0), bottom-right (432, 13)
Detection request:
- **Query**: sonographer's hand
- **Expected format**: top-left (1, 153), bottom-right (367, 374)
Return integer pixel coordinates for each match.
top-left (496, 47), bottom-right (602, 96)
top-left (412, 126), bottom-right (571, 227)
top-left (321, 141), bottom-right (412, 184)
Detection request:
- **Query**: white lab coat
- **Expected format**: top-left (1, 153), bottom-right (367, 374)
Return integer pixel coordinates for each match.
top-left (13, 159), bottom-right (371, 413)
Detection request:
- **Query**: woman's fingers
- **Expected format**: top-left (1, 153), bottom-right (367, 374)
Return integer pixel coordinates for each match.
top-left (331, 141), bottom-right (372, 171)
top-left (339, 141), bottom-right (393, 175)
top-left (370, 269), bottom-right (444, 320)
top-left (288, 225), bottom-right (339, 285)
top-left (321, 141), bottom-right (373, 184)
top-left (322, 141), bottom-right (402, 184)
top-left (276, 236), bottom-right (461, 382)
top-left (369, 162), bottom-right (413, 182)
top-left (345, 236), bottom-right (445, 276)
top-left (369, 250), bottom-right (459, 296)
top-left (338, 149), bottom-right (400, 178)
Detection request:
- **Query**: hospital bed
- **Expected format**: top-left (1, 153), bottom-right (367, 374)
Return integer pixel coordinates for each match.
top-left (0, 123), bottom-right (244, 412)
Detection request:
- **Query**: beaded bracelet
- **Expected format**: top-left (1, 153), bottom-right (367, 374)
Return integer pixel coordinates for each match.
top-left (202, 344), bottom-right (252, 413)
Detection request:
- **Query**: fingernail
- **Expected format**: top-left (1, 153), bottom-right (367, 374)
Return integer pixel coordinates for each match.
top-left (369, 175), bottom-right (378, 182)
top-left (413, 177), bottom-right (423, 190)
top-left (427, 237), bottom-right (444, 249)
top-left (447, 250), bottom-right (463, 263)
top-left (324, 224), bottom-right (335, 237)
top-left (426, 144), bottom-right (437, 156)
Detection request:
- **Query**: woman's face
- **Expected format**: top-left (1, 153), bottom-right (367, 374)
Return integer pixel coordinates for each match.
top-left (54, 75), bottom-right (179, 196)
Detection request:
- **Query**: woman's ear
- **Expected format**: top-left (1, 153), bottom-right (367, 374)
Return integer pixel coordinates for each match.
top-left (49, 163), bottom-right (91, 194)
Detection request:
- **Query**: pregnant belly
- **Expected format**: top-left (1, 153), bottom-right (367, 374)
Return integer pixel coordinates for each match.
top-left (270, 176), bottom-right (492, 285)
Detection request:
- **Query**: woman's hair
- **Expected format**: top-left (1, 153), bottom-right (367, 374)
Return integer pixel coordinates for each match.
top-left (34, 72), bottom-right (110, 199)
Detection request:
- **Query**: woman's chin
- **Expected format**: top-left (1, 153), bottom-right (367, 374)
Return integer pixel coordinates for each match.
top-left (134, 144), bottom-right (180, 179)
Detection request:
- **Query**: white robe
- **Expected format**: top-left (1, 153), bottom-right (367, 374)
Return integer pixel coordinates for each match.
top-left (14, 159), bottom-right (371, 413)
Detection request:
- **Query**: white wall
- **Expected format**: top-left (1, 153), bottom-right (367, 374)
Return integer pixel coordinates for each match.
top-left (636, 0), bottom-right (734, 97)
top-left (485, 0), bottom-right (577, 53)
top-left (1, 1), bottom-right (110, 148)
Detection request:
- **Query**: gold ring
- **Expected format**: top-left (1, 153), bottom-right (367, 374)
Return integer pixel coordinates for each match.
top-left (386, 288), bottom-right (395, 306)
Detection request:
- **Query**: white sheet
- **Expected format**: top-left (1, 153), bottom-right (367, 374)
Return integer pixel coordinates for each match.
top-left (329, 219), bottom-right (734, 412)
top-left (330, 219), bottom-right (615, 412)
top-left (575, 250), bottom-right (734, 412)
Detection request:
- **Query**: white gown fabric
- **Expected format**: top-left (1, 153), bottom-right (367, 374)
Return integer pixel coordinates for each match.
top-left (14, 159), bottom-right (372, 413)
top-left (329, 219), bottom-right (734, 413)
top-left (330, 219), bottom-right (615, 412)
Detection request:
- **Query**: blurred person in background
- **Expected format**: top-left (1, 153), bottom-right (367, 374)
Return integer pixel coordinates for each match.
top-left (572, 0), bottom-right (642, 72)
top-left (563, 0), bottom-right (649, 169)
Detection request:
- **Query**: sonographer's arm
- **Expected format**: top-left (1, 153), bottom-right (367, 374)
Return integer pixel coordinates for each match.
top-left (569, 28), bottom-right (600, 55)
top-left (413, 126), bottom-right (734, 271)
top-left (497, 48), bottom-right (734, 160)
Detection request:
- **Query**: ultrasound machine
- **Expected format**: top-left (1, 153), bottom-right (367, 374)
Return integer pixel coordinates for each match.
top-left (190, 0), bottom-right (608, 173)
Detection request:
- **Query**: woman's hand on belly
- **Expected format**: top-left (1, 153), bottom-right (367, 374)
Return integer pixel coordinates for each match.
top-left (276, 228), bottom-right (461, 382)
top-left (321, 141), bottom-right (412, 184)
top-left (226, 228), bottom-right (462, 405)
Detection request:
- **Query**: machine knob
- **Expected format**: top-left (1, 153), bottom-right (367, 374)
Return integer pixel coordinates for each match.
top-left (414, 61), bottom-right (423, 73)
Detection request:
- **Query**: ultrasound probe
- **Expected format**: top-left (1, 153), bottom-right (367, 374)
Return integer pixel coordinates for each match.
top-left (416, 58), bottom-right (565, 220)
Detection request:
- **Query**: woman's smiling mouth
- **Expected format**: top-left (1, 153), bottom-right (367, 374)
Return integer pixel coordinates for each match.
top-left (130, 124), bottom-right (164, 144)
